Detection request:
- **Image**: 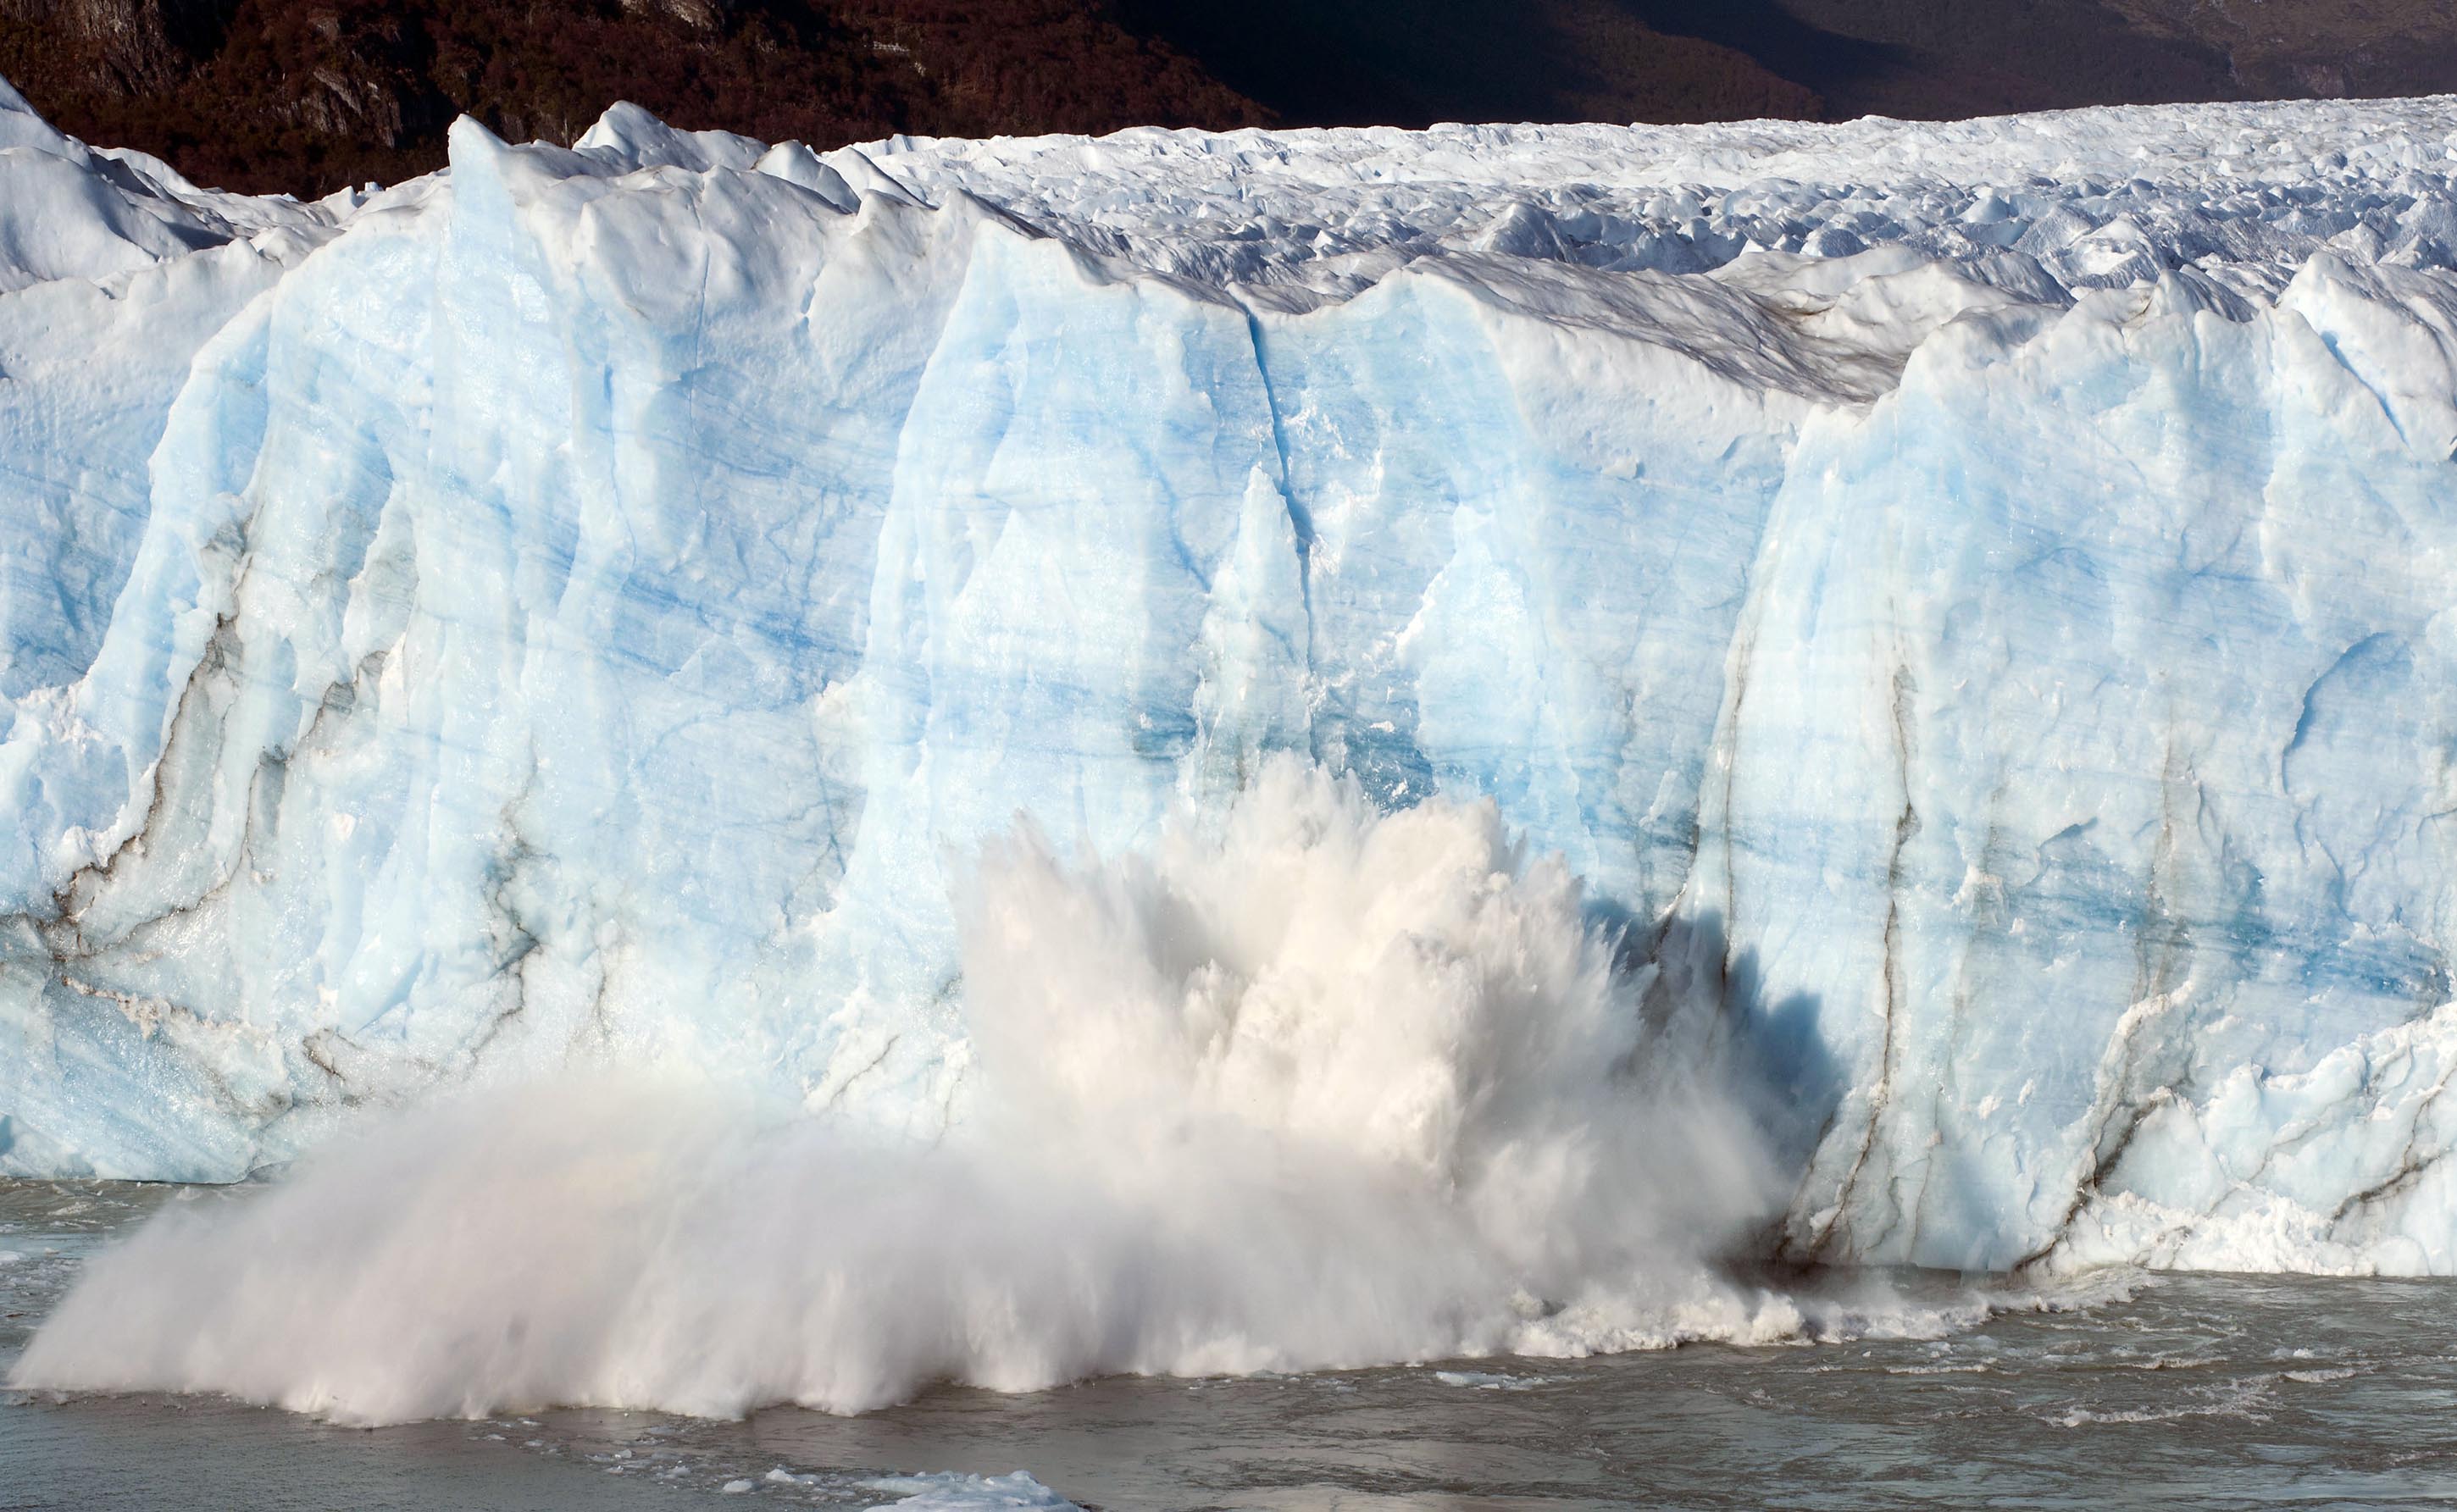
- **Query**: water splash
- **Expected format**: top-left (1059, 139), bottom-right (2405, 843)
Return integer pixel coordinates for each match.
top-left (14, 759), bottom-right (1931, 1421)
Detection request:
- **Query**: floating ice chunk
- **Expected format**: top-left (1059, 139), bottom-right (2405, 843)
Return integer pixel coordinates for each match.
top-left (1432, 1371), bottom-right (1550, 1391)
top-left (863, 1472), bottom-right (1079, 1511)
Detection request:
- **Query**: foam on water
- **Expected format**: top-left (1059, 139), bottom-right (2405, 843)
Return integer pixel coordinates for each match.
top-left (9, 760), bottom-right (1995, 1421)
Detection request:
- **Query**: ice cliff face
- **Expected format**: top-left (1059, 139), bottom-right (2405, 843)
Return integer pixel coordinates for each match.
top-left (8, 78), bottom-right (2457, 1276)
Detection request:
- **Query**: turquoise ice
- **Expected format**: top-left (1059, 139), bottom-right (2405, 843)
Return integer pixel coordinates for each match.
top-left (6, 80), bottom-right (2457, 1276)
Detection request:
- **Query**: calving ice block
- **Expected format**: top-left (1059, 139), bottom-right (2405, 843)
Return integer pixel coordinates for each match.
top-left (3, 77), bottom-right (2457, 1277)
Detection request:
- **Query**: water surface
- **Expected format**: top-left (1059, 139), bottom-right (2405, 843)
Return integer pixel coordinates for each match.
top-left (7, 1182), bottom-right (2455, 1509)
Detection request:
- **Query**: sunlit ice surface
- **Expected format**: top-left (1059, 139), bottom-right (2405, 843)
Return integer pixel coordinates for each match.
top-left (9, 80), bottom-right (2457, 1285)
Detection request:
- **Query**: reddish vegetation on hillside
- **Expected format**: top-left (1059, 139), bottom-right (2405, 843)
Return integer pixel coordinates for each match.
top-left (0, 0), bottom-right (1269, 194)
top-left (8, 0), bottom-right (2457, 198)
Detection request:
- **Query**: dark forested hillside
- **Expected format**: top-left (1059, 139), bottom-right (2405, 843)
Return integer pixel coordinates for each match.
top-left (1617, 0), bottom-right (2457, 120)
top-left (1104, 0), bottom-right (1823, 130)
top-left (0, 0), bottom-right (1268, 193)
top-left (8, 0), bottom-right (2457, 198)
top-left (1121, 0), bottom-right (2457, 133)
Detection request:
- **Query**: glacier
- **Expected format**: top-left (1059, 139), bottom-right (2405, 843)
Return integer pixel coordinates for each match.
top-left (6, 73), bottom-right (2457, 1280)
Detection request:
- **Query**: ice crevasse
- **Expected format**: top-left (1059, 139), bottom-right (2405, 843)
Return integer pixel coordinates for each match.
top-left (6, 74), bottom-right (2457, 1277)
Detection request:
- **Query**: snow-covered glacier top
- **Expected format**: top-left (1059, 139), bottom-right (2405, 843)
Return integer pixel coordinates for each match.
top-left (0, 77), bottom-right (346, 292)
top-left (7, 77), bottom-right (2457, 1309)
top-left (855, 96), bottom-right (2457, 307)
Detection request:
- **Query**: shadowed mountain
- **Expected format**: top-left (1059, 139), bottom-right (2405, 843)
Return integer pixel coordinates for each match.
top-left (1105, 0), bottom-right (1824, 128)
top-left (0, 0), bottom-right (1269, 194)
top-left (1123, 0), bottom-right (2457, 128)
top-left (6, 0), bottom-right (2457, 197)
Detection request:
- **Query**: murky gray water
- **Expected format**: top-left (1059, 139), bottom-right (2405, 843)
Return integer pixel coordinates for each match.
top-left (7, 1181), bottom-right (2457, 1510)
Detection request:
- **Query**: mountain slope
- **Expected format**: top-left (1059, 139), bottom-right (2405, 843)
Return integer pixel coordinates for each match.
top-left (1628, 0), bottom-right (2457, 119)
top-left (0, 0), bottom-right (1269, 194)
top-left (1105, 0), bottom-right (1822, 129)
top-left (11, 0), bottom-right (2457, 197)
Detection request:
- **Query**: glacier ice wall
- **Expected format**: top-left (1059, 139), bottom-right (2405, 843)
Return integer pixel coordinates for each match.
top-left (8, 85), bottom-right (2457, 1275)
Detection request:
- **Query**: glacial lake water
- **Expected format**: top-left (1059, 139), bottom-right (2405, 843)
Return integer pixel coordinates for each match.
top-left (6, 1181), bottom-right (2457, 1510)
